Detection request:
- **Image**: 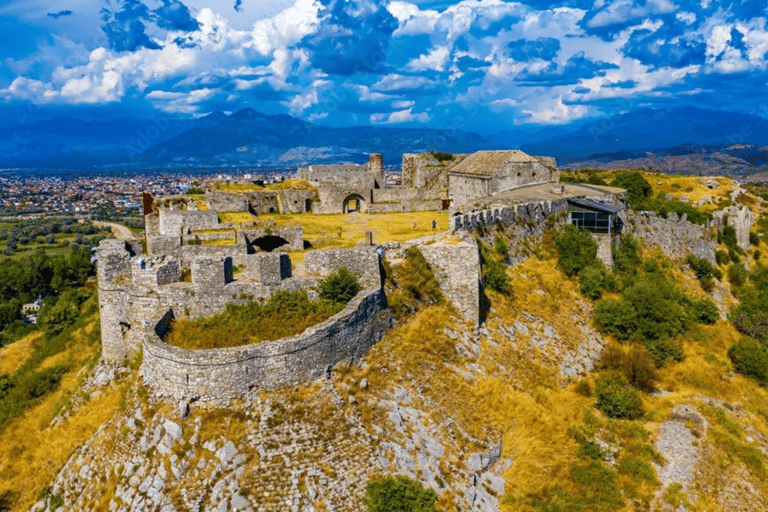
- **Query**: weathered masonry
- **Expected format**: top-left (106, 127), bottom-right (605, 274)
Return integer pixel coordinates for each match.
top-left (96, 237), bottom-right (392, 399)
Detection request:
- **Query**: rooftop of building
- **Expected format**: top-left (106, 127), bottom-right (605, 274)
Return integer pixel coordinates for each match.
top-left (447, 150), bottom-right (552, 177)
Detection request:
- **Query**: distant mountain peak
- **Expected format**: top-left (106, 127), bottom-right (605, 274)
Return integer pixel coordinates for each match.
top-left (230, 108), bottom-right (267, 120)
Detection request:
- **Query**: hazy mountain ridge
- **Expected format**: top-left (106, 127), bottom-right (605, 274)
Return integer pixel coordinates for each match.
top-left (569, 143), bottom-right (768, 177)
top-left (2, 106), bottom-right (768, 174)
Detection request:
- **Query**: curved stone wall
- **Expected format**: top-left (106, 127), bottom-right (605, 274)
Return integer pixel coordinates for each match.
top-left (139, 288), bottom-right (391, 401)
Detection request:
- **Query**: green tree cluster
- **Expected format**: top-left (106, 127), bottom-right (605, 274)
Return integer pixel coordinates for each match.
top-left (365, 475), bottom-right (437, 512)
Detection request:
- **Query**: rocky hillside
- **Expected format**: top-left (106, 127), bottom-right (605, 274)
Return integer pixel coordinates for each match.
top-left (2, 175), bottom-right (768, 512)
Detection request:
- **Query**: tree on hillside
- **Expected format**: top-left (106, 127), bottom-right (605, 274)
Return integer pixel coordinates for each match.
top-left (610, 172), bottom-right (652, 209)
top-left (556, 224), bottom-right (598, 277)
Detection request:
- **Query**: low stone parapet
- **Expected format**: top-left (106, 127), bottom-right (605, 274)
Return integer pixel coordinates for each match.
top-left (139, 288), bottom-right (391, 400)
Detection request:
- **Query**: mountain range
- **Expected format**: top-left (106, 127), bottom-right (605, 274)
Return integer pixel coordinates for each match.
top-left (2, 105), bottom-right (768, 176)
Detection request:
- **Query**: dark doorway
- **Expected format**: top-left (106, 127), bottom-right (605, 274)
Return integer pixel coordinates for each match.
top-left (253, 235), bottom-right (289, 252)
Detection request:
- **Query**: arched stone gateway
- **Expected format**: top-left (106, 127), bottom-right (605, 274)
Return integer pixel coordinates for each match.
top-left (343, 194), bottom-right (366, 213)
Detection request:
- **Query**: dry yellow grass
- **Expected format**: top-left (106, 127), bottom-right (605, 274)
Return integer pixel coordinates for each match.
top-left (0, 379), bottom-right (122, 510)
top-left (218, 211), bottom-right (257, 224)
top-left (268, 211), bottom-right (450, 250)
top-left (211, 179), bottom-right (316, 192)
top-left (0, 331), bottom-right (42, 375)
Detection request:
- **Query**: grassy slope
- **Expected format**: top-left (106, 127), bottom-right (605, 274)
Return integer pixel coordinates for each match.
top-left (6, 175), bottom-right (768, 511)
top-left (0, 293), bottom-right (125, 511)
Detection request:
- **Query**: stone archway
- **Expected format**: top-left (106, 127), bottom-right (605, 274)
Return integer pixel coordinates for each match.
top-left (343, 194), bottom-right (366, 213)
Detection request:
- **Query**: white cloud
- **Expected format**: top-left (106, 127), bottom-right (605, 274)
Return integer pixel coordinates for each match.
top-left (146, 88), bottom-right (216, 113)
top-left (406, 46), bottom-right (450, 72)
top-left (370, 108), bottom-right (429, 124)
top-left (676, 11), bottom-right (696, 24)
top-left (522, 96), bottom-right (594, 124)
top-left (246, 0), bottom-right (318, 56)
top-left (587, 0), bottom-right (675, 28)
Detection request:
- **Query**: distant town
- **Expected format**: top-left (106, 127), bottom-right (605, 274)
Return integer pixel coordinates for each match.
top-left (0, 169), bottom-right (295, 216)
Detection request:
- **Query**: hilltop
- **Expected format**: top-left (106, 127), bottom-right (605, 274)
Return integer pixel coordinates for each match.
top-left (0, 171), bottom-right (767, 511)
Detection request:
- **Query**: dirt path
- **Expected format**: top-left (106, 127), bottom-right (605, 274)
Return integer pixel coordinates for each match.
top-left (94, 221), bottom-right (136, 240)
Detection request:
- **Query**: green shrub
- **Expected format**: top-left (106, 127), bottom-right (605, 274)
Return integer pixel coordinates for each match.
top-left (728, 338), bottom-right (768, 386)
top-left (429, 151), bottom-right (454, 162)
top-left (612, 234), bottom-right (642, 276)
top-left (686, 254), bottom-right (722, 281)
top-left (610, 172), bottom-right (652, 209)
top-left (579, 262), bottom-right (607, 299)
top-left (483, 259), bottom-right (512, 295)
top-left (715, 249), bottom-right (729, 266)
top-left (645, 336), bottom-right (684, 367)
top-left (494, 233), bottom-right (509, 260)
top-left (594, 299), bottom-right (638, 340)
top-left (601, 345), bottom-right (658, 392)
top-left (317, 266), bottom-right (360, 304)
top-left (594, 371), bottom-right (644, 419)
top-left (754, 250), bottom-right (761, 261)
top-left (685, 297), bottom-right (719, 324)
top-left (750, 231), bottom-right (760, 246)
top-left (556, 225), bottom-right (597, 277)
top-left (577, 440), bottom-right (604, 459)
top-left (728, 263), bottom-right (749, 295)
top-left (722, 226), bottom-right (740, 253)
top-left (729, 290), bottom-right (768, 342)
top-left (365, 475), bottom-right (437, 512)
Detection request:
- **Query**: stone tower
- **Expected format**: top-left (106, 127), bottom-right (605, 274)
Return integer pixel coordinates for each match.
top-left (95, 239), bottom-right (135, 363)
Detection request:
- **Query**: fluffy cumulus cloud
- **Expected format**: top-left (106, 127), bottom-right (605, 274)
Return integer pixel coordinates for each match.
top-left (0, 0), bottom-right (767, 128)
top-left (297, 0), bottom-right (399, 76)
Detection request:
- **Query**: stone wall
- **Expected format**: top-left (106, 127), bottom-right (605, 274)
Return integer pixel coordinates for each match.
top-left (205, 191), bottom-right (249, 212)
top-left (242, 253), bottom-right (291, 285)
top-left (139, 288), bottom-right (392, 399)
top-left (132, 256), bottom-right (181, 288)
top-left (191, 257), bottom-right (233, 294)
top-left (158, 209), bottom-right (219, 236)
top-left (144, 213), bottom-right (160, 237)
top-left (419, 239), bottom-right (480, 325)
top-left (278, 190), bottom-right (315, 214)
top-left (367, 200), bottom-right (444, 214)
top-left (148, 236), bottom-right (182, 256)
top-left (449, 175), bottom-right (490, 209)
top-left (712, 206), bottom-right (755, 251)
top-left (451, 200), bottom-right (568, 233)
top-left (626, 211), bottom-right (717, 264)
top-left (489, 161), bottom-right (559, 195)
top-left (304, 248), bottom-right (382, 289)
top-left (401, 153), bottom-right (463, 193)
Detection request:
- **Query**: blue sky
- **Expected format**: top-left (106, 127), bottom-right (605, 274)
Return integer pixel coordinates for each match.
top-left (1, 0), bottom-right (767, 131)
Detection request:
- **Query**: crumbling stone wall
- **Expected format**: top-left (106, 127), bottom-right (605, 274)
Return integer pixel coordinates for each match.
top-left (712, 206), bottom-right (755, 251)
top-left (401, 153), bottom-right (464, 193)
top-left (304, 248), bottom-right (382, 289)
top-left (139, 288), bottom-right (392, 399)
top-left (158, 209), bottom-right (219, 236)
top-left (626, 211), bottom-right (717, 264)
top-left (419, 239), bottom-right (481, 325)
top-left (451, 200), bottom-right (568, 233)
top-left (132, 256), bottom-right (181, 288)
top-left (242, 253), bottom-right (291, 285)
top-left (205, 191), bottom-right (249, 212)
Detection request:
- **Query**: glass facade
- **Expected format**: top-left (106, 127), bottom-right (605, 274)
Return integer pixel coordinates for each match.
top-left (569, 211), bottom-right (611, 233)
